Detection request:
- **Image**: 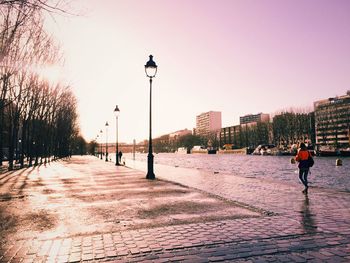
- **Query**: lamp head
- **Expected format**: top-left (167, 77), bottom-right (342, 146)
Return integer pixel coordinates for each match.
top-left (145, 55), bottom-right (158, 78)
top-left (105, 121), bottom-right (109, 127)
top-left (114, 105), bottom-right (120, 116)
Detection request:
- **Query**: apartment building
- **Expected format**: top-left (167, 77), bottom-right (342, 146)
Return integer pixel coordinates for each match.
top-left (240, 113), bottom-right (270, 125)
top-left (195, 111), bottom-right (222, 137)
top-left (314, 91), bottom-right (350, 148)
top-left (219, 112), bottom-right (271, 149)
top-left (220, 125), bottom-right (241, 148)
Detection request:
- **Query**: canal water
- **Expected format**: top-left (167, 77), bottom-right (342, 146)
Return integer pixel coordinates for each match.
top-left (118, 153), bottom-right (350, 192)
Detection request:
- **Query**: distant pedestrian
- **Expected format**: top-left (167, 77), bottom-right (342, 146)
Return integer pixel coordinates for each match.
top-left (295, 143), bottom-right (313, 193)
top-left (118, 151), bottom-right (123, 164)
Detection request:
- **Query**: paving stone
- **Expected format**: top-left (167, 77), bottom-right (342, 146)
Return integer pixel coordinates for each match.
top-left (2, 156), bottom-right (350, 262)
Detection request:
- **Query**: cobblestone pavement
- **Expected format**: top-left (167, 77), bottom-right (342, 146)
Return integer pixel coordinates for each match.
top-left (1, 156), bottom-right (350, 262)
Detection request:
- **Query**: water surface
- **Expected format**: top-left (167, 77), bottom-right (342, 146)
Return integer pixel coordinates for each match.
top-left (122, 153), bottom-right (350, 192)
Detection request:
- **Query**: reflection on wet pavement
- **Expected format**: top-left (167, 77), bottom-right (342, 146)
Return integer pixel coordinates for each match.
top-left (0, 156), bottom-right (260, 243)
top-left (127, 158), bottom-right (350, 236)
top-left (300, 193), bottom-right (317, 234)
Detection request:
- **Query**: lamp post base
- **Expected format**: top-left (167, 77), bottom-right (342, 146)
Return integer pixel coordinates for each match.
top-left (146, 153), bottom-right (155, 180)
top-left (146, 172), bottom-right (155, 179)
top-left (116, 153), bottom-right (121, 166)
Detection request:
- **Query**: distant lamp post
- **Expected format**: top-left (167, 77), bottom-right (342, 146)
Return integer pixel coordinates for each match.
top-left (99, 129), bottom-right (103, 159)
top-left (33, 141), bottom-right (37, 166)
top-left (114, 105), bottom-right (121, 165)
top-left (145, 55), bottom-right (157, 180)
top-left (105, 122), bottom-right (109, 162)
top-left (18, 139), bottom-right (21, 162)
top-left (96, 135), bottom-right (99, 157)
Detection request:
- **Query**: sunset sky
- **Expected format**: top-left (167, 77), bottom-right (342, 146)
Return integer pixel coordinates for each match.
top-left (44, 0), bottom-right (350, 144)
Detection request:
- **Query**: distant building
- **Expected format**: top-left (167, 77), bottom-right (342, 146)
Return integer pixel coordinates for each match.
top-left (147, 128), bottom-right (193, 153)
top-left (169, 129), bottom-right (192, 141)
top-left (196, 111), bottom-right (222, 137)
top-left (240, 113), bottom-right (270, 126)
top-left (220, 113), bottom-right (271, 149)
top-left (220, 125), bottom-right (241, 148)
top-left (314, 91), bottom-right (350, 148)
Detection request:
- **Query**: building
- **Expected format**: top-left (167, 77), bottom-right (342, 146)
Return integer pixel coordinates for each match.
top-left (196, 111), bottom-right (222, 137)
top-left (219, 125), bottom-right (241, 148)
top-left (169, 129), bottom-right (192, 141)
top-left (144, 128), bottom-right (193, 153)
top-left (314, 91), bottom-right (350, 148)
top-left (240, 113), bottom-right (270, 125)
top-left (220, 112), bottom-right (271, 149)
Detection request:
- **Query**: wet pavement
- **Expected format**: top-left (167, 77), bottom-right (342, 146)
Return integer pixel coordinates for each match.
top-left (1, 156), bottom-right (350, 262)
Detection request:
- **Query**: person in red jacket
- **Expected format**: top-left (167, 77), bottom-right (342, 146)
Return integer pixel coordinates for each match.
top-left (295, 143), bottom-right (311, 193)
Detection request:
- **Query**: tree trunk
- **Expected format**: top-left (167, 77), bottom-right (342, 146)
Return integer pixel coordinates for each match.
top-left (8, 121), bottom-right (14, 170)
top-left (0, 100), bottom-right (3, 166)
top-left (20, 120), bottom-right (26, 168)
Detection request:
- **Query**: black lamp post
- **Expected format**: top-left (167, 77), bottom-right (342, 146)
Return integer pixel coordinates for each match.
top-left (114, 105), bottom-right (120, 165)
top-left (99, 129), bottom-right (103, 159)
top-left (145, 55), bottom-right (157, 180)
top-left (105, 122), bottom-right (109, 162)
top-left (96, 135), bottom-right (99, 157)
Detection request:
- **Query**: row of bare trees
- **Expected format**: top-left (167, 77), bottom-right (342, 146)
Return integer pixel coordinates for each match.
top-left (1, 1), bottom-right (80, 170)
top-left (272, 111), bottom-right (315, 148)
top-left (233, 122), bottom-right (270, 149)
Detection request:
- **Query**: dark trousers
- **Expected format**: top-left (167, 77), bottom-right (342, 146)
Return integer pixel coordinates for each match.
top-left (299, 168), bottom-right (309, 188)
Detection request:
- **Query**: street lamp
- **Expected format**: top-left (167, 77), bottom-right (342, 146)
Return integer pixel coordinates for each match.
top-left (114, 105), bottom-right (121, 165)
top-left (18, 139), bottom-right (23, 166)
top-left (17, 139), bottom-right (21, 163)
top-left (96, 135), bottom-right (99, 157)
top-left (105, 122), bottom-right (109, 161)
top-left (99, 129), bottom-right (103, 159)
top-left (145, 55), bottom-right (157, 180)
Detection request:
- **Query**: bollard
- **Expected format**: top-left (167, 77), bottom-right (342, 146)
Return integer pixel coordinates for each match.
top-left (290, 158), bottom-right (296, 164)
top-left (336, 159), bottom-right (342, 166)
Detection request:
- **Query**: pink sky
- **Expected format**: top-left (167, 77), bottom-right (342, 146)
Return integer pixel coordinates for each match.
top-left (44, 0), bottom-right (350, 143)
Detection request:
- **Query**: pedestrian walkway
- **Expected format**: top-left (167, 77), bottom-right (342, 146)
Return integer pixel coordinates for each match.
top-left (1, 156), bottom-right (349, 262)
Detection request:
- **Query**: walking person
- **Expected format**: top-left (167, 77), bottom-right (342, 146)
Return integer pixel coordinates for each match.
top-left (295, 143), bottom-right (312, 194)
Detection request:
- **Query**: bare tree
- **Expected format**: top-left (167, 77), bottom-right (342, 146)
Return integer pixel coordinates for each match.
top-left (0, 0), bottom-right (70, 14)
top-left (1, 1), bottom-right (79, 170)
top-left (272, 110), bottom-right (314, 149)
